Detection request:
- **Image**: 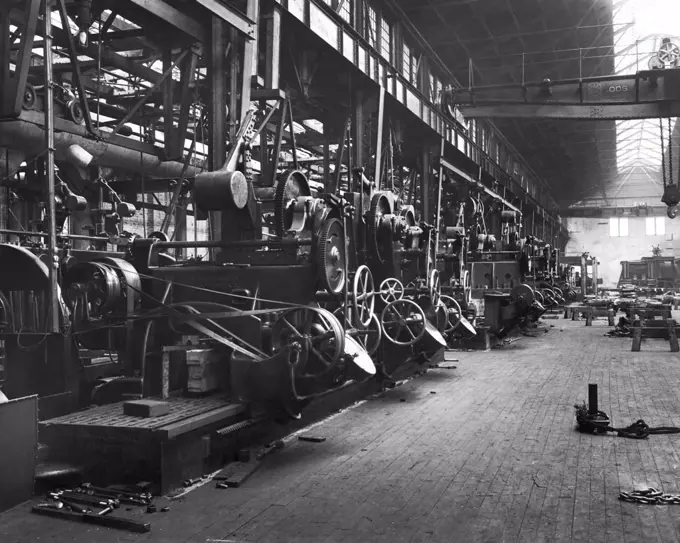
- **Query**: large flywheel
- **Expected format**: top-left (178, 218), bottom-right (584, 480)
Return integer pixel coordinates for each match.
top-left (315, 218), bottom-right (346, 295)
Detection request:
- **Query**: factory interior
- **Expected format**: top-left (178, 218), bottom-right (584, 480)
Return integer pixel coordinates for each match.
top-left (2, 0), bottom-right (680, 540)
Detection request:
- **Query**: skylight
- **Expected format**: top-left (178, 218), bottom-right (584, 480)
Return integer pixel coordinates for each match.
top-left (614, 0), bottom-right (679, 174)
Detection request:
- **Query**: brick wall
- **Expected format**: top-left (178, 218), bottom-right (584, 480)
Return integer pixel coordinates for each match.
top-left (565, 215), bottom-right (680, 287)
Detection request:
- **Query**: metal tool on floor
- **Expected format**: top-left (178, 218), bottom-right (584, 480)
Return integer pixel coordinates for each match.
top-left (619, 488), bottom-right (680, 505)
top-left (32, 505), bottom-right (151, 533)
top-left (575, 383), bottom-right (680, 439)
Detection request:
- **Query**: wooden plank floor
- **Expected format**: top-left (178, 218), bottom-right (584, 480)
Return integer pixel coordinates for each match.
top-left (3, 316), bottom-right (680, 542)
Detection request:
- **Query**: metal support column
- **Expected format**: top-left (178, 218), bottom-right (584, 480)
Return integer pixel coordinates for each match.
top-left (580, 254), bottom-right (588, 296)
top-left (592, 258), bottom-right (599, 297)
top-left (240, 0), bottom-right (260, 121)
top-left (263, 6), bottom-right (281, 89)
top-left (44, 0), bottom-right (60, 333)
top-left (208, 17), bottom-right (227, 244)
top-left (374, 87), bottom-right (385, 189)
top-left (433, 137), bottom-right (445, 258)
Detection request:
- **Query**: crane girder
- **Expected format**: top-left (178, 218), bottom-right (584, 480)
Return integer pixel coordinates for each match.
top-left (444, 68), bottom-right (680, 121)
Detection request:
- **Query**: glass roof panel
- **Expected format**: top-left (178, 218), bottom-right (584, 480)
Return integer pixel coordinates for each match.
top-left (614, 0), bottom-right (680, 174)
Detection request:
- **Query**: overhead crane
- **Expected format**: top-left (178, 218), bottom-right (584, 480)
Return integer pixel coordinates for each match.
top-left (441, 40), bottom-right (680, 218)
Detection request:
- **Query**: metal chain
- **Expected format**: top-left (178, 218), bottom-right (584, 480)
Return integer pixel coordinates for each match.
top-left (619, 488), bottom-right (680, 505)
top-left (660, 118), bottom-right (667, 188)
top-left (669, 117), bottom-right (674, 186)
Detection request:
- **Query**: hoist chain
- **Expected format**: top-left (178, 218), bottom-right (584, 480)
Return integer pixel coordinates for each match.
top-left (669, 117), bottom-right (674, 187)
top-left (619, 488), bottom-right (680, 505)
top-left (660, 118), bottom-right (667, 188)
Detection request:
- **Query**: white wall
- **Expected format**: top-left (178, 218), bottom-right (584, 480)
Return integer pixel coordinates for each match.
top-left (565, 215), bottom-right (680, 287)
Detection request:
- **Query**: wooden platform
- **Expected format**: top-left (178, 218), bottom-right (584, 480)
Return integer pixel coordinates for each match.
top-left (4, 318), bottom-right (680, 541)
top-left (40, 396), bottom-right (246, 493)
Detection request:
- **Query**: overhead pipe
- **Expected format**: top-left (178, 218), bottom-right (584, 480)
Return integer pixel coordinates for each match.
top-left (0, 118), bottom-right (202, 179)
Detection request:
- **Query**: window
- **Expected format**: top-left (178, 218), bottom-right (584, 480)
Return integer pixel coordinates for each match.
top-left (646, 216), bottom-right (665, 236)
top-left (610, 217), bottom-right (629, 237)
top-left (337, 0), bottom-right (351, 23)
top-left (402, 43), bottom-right (412, 82)
top-left (365, 5), bottom-right (377, 48)
top-left (380, 18), bottom-right (392, 61)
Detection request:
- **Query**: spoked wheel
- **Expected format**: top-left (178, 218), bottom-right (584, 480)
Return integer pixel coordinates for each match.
top-left (439, 294), bottom-right (463, 333)
top-left (271, 306), bottom-right (345, 378)
top-left (379, 278), bottom-right (405, 304)
top-left (380, 299), bottom-right (427, 347)
top-left (428, 269), bottom-right (441, 306)
top-left (461, 270), bottom-right (472, 305)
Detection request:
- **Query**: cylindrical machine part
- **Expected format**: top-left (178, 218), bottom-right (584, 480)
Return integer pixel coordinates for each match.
top-left (445, 226), bottom-right (465, 239)
top-left (0, 117), bottom-right (202, 179)
top-left (193, 170), bottom-right (249, 210)
top-left (588, 383), bottom-right (598, 414)
top-left (501, 210), bottom-right (519, 224)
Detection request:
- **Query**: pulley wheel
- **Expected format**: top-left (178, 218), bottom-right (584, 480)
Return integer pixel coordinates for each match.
top-left (22, 84), bottom-right (36, 110)
top-left (510, 284), bottom-right (535, 307)
top-left (271, 306), bottom-right (345, 377)
top-left (352, 265), bottom-right (376, 329)
top-left (67, 100), bottom-right (85, 125)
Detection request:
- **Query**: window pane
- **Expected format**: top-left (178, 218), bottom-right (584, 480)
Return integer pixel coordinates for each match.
top-left (609, 217), bottom-right (619, 237)
top-left (402, 43), bottom-right (411, 81)
top-left (380, 19), bottom-right (391, 60)
top-left (366, 6), bottom-right (377, 48)
top-left (337, 0), bottom-right (351, 22)
top-left (656, 216), bottom-right (665, 236)
top-left (646, 216), bottom-right (655, 235)
top-left (620, 217), bottom-right (629, 236)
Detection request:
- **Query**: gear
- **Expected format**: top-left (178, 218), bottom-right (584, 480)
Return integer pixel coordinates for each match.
top-left (274, 170), bottom-right (311, 236)
top-left (315, 218), bottom-right (346, 295)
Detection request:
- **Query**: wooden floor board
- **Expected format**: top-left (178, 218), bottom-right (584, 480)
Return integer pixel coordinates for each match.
top-left (4, 319), bottom-right (680, 542)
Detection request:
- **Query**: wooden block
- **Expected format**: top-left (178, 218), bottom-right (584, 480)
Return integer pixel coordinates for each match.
top-left (123, 399), bottom-right (171, 418)
top-left (215, 459), bottom-right (261, 488)
top-left (632, 327), bottom-right (642, 352)
top-left (668, 320), bottom-right (679, 353)
top-left (299, 436), bottom-right (326, 443)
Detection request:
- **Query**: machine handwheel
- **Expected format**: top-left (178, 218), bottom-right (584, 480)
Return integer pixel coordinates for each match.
top-left (379, 278), bottom-right (405, 304)
top-left (439, 295), bottom-right (463, 333)
top-left (352, 265), bottom-right (376, 329)
top-left (534, 290), bottom-right (544, 305)
top-left (428, 269), bottom-right (441, 305)
top-left (552, 286), bottom-right (563, 298)
top-left (380, 299), bottom-right (427, 347)
top-left (272, 306), bottom-right (345, 376)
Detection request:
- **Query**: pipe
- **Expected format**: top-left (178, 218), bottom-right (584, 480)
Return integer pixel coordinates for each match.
top-left (0, 228), bottom-right (105, 242)
top-left (588, 383), bottom-right (598, 415)
top-left (44, 2), bottom-right (60, 334)
top-left (0, 116), bottom-right (201, 179)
